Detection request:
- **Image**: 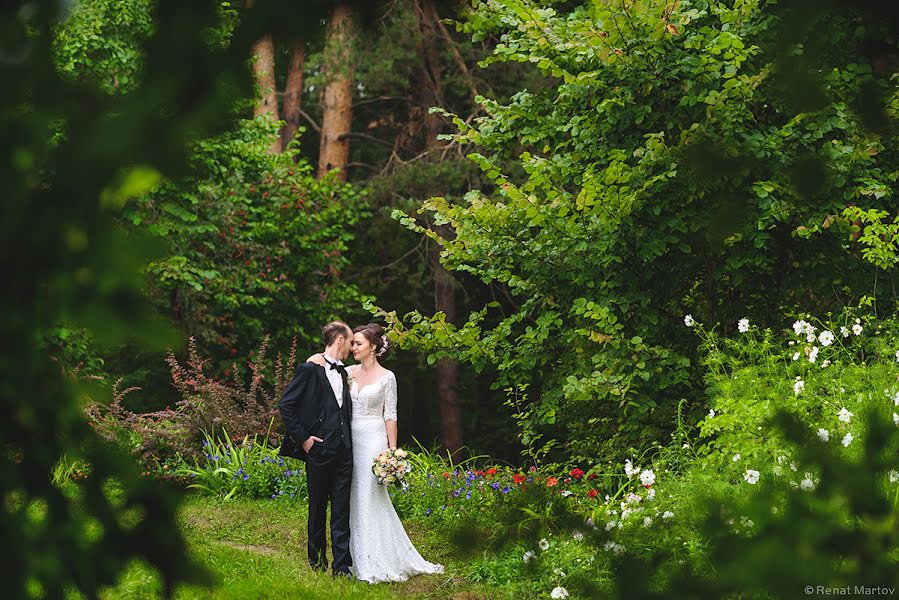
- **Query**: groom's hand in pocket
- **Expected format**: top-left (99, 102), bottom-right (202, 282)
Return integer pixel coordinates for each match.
top-left (303, 436), bottom-right (324, 453)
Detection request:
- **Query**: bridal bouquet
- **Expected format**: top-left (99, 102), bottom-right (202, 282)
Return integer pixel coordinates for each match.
top-left (372, 448), bottom-right (411, 486)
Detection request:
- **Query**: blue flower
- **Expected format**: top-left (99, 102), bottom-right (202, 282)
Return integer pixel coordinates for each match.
top-left (243, 474), bottom-right (249, 481)
top-left (213, 455), bottom-right (220, 462)
top-left (439, 505), bottom-right (446, 511)
top-left (501, 486), bottom-right (510, 494)
top-left (271, 494), bottom-right (276, 499)
top-left (490, 482), bottom-right (500, 490)
top-left (453, 488), bottom-right (461, 497)
top-left (425, 508), bottom-right (432, 515)
top-left (465, 490), bottom-right (472, 500)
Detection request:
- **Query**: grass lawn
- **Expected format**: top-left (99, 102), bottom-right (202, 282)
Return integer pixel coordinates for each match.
top-left (94, 494), bottom-right (498, 600)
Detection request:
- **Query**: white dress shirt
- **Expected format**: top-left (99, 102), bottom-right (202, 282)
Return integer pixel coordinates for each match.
top-left (323, 353), bottom-right (344, 408)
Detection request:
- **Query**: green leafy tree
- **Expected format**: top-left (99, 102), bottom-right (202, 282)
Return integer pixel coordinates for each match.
top-left (125, 117), bottom-right (370, 369)
top-left (380, 0), bottom-right (899, 463)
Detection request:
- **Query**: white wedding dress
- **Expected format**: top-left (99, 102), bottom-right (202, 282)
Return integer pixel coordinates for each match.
top-left (347, 366), bottom-right (444, 583)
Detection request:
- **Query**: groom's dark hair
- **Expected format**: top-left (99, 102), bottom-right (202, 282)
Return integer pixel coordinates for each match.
top-left (322, 321), bottom-right (351, 346)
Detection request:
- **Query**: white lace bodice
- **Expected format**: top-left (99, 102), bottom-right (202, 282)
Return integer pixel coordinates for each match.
top-left (348, 367), bottom-right (398, 421)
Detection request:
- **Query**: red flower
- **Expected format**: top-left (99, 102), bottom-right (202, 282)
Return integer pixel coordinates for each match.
top-left (564, 478), bottom-right (571, 484)
top-left (546, 477), bottom-right (558, 487)
top-left (587, 489), bottom-right (599, 499)
top-left (442, 472), bottom-right (450, 479)
top-left (486, 467), bottom-right (498, 476)
top-left (513, 473), bottom-right (526, 485)
top-left (570, 468), bottom-right (585, 480)
top-left (529, 465), bottom-right (537, 472)
top-left (587, 473), bottom-right (598, 480)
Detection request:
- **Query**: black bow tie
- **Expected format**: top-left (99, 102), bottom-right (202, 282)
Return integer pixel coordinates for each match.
top-left (329, 362), bottom-right (347, 376)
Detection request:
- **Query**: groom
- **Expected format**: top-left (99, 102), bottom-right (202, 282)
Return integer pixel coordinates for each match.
top-left (278, 321), bottom-right (354, 576)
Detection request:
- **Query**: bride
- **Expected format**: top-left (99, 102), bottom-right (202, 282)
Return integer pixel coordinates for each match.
top-left (309, 323), bottom-right (443, 583)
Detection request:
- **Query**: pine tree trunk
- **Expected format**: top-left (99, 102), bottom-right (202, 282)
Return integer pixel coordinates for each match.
top-left (280, 41), bottom-right (306, 153)
top-left (246, 0), bottom-right (280, 156)
top-left (417, 0), bottom-right (463, 456)
top-left (318, 2), bottom-right (355, 180)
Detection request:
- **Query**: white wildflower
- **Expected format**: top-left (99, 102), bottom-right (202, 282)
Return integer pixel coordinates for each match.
top-left (894, 413), bottom-right (899, 426)
top-left (806, 332), bottom-right (817, 343)
top-left (561, 490), bottom-right (573, 497)
top-left (732, 454), bottom-right (741, 462)
top-left (800, 475), bottom-right (815, 491)
top-left (794, 377), bottom-right (805, 395)
top-left (792, 352), bottom-right (800, 361)
top-left (842, 432), bottom-right (854, 447)
top-left (744, 469), bottom-right (760, 485)
top-left (895, 350), bottom-right (899, 363)
top-left (738, 318), bottom-right (750, 333)
top-left (640, 469), bottom-right (656, 487)
top-left (793, 320), bottom-right (815, 337)
top-left (572, 530), bottom-right (584, 542)
top-left (838, 407), bottom-right (853, 423)
top-left (647, 488), bottom-right (656, 500)
top-left (605, 520), bottom-right (618, 531)
top-left (889, 471), bottom-right (899, 484)
top-left (662, 511), bottom-right (674, 519)
top-left (643, 517), bottom-right (653, 527)
top-left (551, 586), bottom-right (569, 599)
top-left (818, 330), bottom-right (834, 347)
top-left (624, 459), bottom-right (637, 477)
top-left (523, 550), bottom-right (536, 563)
top-left (538, 538), bottom-right (549, 551)
top-left (684, 314), bottom-right (695, 327)
top-left (852, 323), bottom-right (863, 336)
top-left (708, 408), bottom-right (716, 418)
top-left (808, 346), bottom-right (819, 363)
top-left (817, 428), bottom-right (830, 442)
top-left (840, 326), bottom-right (849, 338)
top-left (822, 359), bottom-right (831, 368)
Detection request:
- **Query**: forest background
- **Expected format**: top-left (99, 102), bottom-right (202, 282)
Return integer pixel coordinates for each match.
top-left (6, 0), bottom-right (899, 597)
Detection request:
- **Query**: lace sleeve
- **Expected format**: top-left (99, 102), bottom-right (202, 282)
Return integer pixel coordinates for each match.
top-left (383, 372), bottom-right (398, 421)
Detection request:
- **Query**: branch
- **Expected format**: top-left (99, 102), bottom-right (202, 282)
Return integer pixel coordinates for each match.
top-left (337, 132), bottom-right (393, 148)
top-left (297, 108), bottom-right (321, 133)
top-left (355, 95), bottom-right (429, 109)
top-left (434, 14), bottom-right (479, 100)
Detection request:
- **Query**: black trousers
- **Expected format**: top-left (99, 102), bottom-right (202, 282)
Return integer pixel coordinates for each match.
top-left (305, 446), bottom-right (353, 574)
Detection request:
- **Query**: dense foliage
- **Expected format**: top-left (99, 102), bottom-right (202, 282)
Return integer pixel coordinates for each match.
top-left (381, 0), bottom-right (899, 464)
top-left (2, 0), bottom-right (274, 595)
top-left (125, 117), bottom-right (369, 371)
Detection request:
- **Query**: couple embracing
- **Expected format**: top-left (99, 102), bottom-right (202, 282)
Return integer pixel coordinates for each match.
top-left (278, 321), bottom-right (443, 583)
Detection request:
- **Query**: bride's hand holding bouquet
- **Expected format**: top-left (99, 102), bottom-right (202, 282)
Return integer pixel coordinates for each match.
top-left (372, 447), bottom-right (410, 486)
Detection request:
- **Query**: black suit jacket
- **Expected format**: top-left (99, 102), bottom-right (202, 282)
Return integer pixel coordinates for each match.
top-left (278, 362), bottom-right (352, 463)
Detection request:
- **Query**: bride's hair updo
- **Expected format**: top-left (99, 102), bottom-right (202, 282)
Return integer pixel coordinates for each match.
top-left (354, 323), bottom-right (391, 359)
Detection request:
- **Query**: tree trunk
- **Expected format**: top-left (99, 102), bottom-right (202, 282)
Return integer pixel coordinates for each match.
top-left (246, 0), bottom-right (279, 154)
top-left (417, 0), bottom-right (463, 456)
top-left (318, 2), bottom-right (355, 180)
top-left (280, 40), bottom-right (306, 153)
